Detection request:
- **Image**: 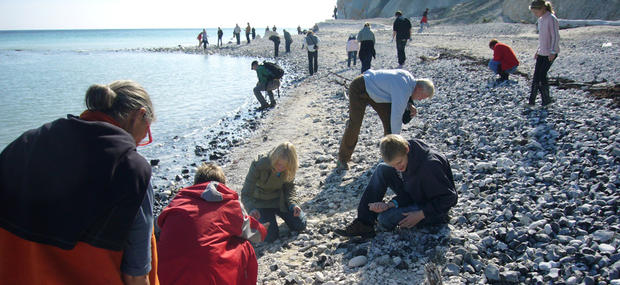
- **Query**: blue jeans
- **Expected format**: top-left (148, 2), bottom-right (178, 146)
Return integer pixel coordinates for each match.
top-left (377, 205), bottom-right (420, 231)
top-left (396, 39), bottom-right (407, 65)
top-left (357, 163), bottom-right (416, 226)
top-left (347, 51), bottom-right (357, 67)
top-left (258, 207), bottom-right (307, 242)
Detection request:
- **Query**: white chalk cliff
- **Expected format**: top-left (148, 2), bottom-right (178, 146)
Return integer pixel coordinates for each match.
top-left (336, 0), bottom-right (620, 23)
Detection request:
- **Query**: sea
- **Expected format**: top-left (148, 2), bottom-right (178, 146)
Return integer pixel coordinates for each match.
top-left (0, 28), bottom-right (262, 156)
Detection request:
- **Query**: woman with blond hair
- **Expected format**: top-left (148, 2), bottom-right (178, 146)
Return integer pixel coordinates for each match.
top-left (529, 0), bottom-right (560, 106)
top-left (241, 142), bottom-right (306, 242)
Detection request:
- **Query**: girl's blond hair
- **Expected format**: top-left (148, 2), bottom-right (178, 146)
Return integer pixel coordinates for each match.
top-left (268, 142), bottom-right (298, 182)
top-left (529, 0), bottom-right (554, 14)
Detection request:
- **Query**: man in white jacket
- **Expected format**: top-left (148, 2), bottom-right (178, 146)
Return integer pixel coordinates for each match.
top-left (337, 69), bottom-right (435, 170)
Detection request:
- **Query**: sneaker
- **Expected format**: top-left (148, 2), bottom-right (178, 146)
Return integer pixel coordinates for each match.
top-left (336, 160), bottom-right (349, 170)
top-left (334, 219), bottom-right (376, 238)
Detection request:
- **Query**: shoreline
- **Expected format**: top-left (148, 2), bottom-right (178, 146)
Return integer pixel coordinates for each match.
top-left (151, 20), bottom-right (619, 284)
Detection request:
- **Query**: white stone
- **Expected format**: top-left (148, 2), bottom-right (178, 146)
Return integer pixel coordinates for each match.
top-left (599, 243), bottom-right (616, 254)
top-left (348, 256), bottom-right (368, 268)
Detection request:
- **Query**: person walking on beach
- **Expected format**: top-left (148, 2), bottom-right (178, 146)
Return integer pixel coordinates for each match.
top-left (234, 24), bottom-right (241, 45)
top-left (297, 25), bottom-right (302, 35)
top-left (337, 69), bottom-right (435, 170)
top-left (196, 30), bottom-right (203, 48)
top-left (0, 80), bottom-right (158, 285)
top-left (357, 22), bottom-right (376, 73)
top-left (346, 34), bottom-right (359, 67)
top-left (333, 6), bottom-right (338, 19)
top-left (217, 27), bottom-right (224, 47)
top-left (241, 142), bottom-right (307, 243)
top-left (264, 26), bottom-right (270, 38)
top-left (200, 28), bottom-right (209, 50)
top-left (269, 26), bottom-right (281, 57)
top-left (302, 31), bottom-right (320, 75)
top-left (529, 0), bottom-right (560, 106)
top-left (419, 8), bottom-right (430, 32)
top-left (252, 27), bottom-right (256, 39)
top-left (246, 23), bottom-right (252, 44)
top-left (157, 163), bottom-right (267, 285)
top-left (488, 39), bottom-right (519, 85)
top-left (283, 29), bottom-right (293, 53)
top-left (251, 60), bottom-right (279, 109)
top-left (335, 135), bottom-right (457, 238)
top-left (392, 11), bottom-right (412, 69)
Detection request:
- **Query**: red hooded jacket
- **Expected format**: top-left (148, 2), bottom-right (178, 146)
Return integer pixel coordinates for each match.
top-left (157, 181), bottom-right (266, 285)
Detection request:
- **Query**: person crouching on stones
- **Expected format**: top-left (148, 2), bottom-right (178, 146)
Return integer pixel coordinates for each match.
top-left (488, 39), bottom-right (519, 85)
top-left (251, 60), bottom-right (278, 110)
top-left (241, 142), bottom-right (307, 243)
top-left (157, 162), bottom-right (267, 285)
top-left (335, 135), bottom-right (457, 238)
top-left (337, 69), bottom-right (435, 170)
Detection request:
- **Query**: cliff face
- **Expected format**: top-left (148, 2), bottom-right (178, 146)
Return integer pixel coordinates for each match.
top-left (336, 0), bottom-right (620, 23)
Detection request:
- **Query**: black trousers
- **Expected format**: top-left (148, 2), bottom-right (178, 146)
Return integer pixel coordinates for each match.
top-left (274, 42), bottom-right (280, 57)
top-left (529, 55), bottom-right (555, 105)
top-left (360, 54), bottom-right (372, 74)
top-left (396, 39), bottom-right (407, 65)
top-left (246, 33), bottom-right (250, 44)
top-left (308, 51), bottom-right (318, 75)
top-left (285, 40), bottom-right (292, 53)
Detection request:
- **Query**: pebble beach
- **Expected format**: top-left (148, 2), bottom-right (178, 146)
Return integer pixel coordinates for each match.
top-left (149, 18), bottom-right (619, 284)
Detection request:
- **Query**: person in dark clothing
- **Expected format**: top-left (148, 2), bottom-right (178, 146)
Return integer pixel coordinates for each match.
top-left (357, 22), bottom-right (376, 73)
top-left (333, 6), bottom-right (338, 19)
top-left (302, 31), bottom-right (320, 75)
top-left (217, 27), bottom-right (224, 47)
top-left (297, 25), bottom-right (302, 35)
top-left (392, 11), bottom-right (412, 68)
top-left (268, 26), bottom-right (281, 57)
top-left (283, 29), bottom-right (293, 53)
top-left (0, 80), bottom-right (158, 285)
top-left (245, 23), bottom-right (252, 44)
top-left (335, 135), bottom-right (457, 237)
top-left (251, 61), bottom-right (279, 109)
top-left (251, 27), bottom-right (256, 39)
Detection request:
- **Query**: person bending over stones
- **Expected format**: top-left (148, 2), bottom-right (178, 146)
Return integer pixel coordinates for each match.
top-left (241, 142), bottom-right (307, 243)
top-left (488, 39), bottom-right (519, 85)
top-left (251, 60), bottom-right (279, 110)
top-left (337, 69), bottom-right (434, 170)
top-left (0, 80), bottom-right (158, 285)
top-left (336, 135), bottom-right (457, 238)
top-left (157, 163), bottom-right (267, 285)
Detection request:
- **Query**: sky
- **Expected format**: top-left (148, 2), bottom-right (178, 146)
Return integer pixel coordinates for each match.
top-left (0, 0), bottom-right (338, 30)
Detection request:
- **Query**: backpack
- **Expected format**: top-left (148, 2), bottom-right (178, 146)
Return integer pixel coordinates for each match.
top-left (263, 61), bottom-right (284, 80)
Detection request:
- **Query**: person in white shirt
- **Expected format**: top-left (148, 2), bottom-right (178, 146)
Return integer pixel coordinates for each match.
top-left (337, 69), bottom-right (435, 170)
top-left (301, 31), bottom-right (320, 75)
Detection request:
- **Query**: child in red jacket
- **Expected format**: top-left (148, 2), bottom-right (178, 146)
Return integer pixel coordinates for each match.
top-left (488, 39), bottom-right (520, 84)
top-left (157, 163), bottom-right (267, 285)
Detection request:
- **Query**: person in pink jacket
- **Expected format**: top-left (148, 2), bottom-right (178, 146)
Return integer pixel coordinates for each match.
top-left (157, 163), bottom-right (267, 285)
top-left (529, 0), bottom-right (560, 106)
top-left (346, 34), bottom-right (359, 67)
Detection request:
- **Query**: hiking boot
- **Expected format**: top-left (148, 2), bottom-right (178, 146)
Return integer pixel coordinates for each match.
top-left (269, 101), bottom-right (277, 108)
top-left (334, 219), bottom-right (375, 238)
top-left (336, 160), bottom-right (349, 170)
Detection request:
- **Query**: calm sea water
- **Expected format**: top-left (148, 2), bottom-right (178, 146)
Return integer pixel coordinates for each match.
top-left (0, 29), bottom-right (260, 151)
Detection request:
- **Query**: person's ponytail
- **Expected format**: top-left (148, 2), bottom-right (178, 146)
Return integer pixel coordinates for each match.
top-left (545, 1), bottom-right (555, 14)
top-left (85, 84), bottom-right (117, 112)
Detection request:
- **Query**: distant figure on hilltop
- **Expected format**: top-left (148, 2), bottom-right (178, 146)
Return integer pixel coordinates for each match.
top-left (246, 23), bottom-right (252, 44)
top-left (241, 142), bottom-right (307, 243)
top-left (528, 0), bottom-right (560, 107)
top-left (302, 31), bottom-right (320, 75)
top-left (283, 29), bottom-right (293, 53)
top-left (157, 163), bottom-right (267, 285)
top-left (419, 8), bottom-right (430, 32)
top-left (269, 26), bottom-right (281, 57)
top-left (392, 11), bottom-right (412, 69)
top-left (346, 34), bottom-right (359, 67)
top-left (297, 25), bottom-right (302, 35)
top-left (357, 22), bottom-right (376, 73)
top-left (336, 69), bottom-right (435, 170)
top-left (335, 135), bottom-right (457, 238)
top-left (312, 23), bottom-right (319, 33)
top-left (488, 39), bottom-right (519, 86)
top-left (217, 27), bottom-right (223, 47)
top-left (234, 24), bottom-right (241, 45)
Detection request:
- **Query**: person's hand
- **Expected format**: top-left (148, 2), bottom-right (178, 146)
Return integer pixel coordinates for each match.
top-left (398, 210), bottom-right (425, 228)
top-left (549, 54), bottom-right (557, 61)
top-left (368, 202), bottom-right (390, 213)
top-left (249, 209), bottom-right (261, 220)
top-left (292, 206), bottom-right (302, 217)
top-left (408, 104), bottom-right (417, 118)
